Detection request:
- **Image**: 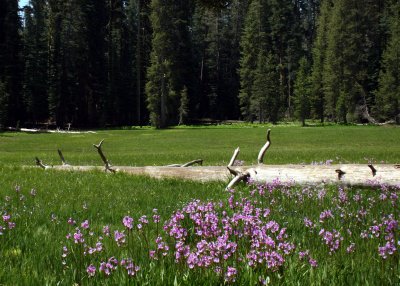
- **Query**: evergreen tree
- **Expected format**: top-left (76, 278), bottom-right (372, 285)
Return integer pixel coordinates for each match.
top-left (47, 0), bottom-right (64, 126)
top-left (323, 0), bottom-right (385, 123)
top-left (82, 0), bottom-right (108, 126)
top-left (268, 0), bottom-right (302, 119)
top-left (310, 0), bottom-right (330, 122)
top-left (0, 0), bottom-right (23, 128)
top-left (376, 1), bottom-right (400, 122)
top-left (192, 1), bottom-right (245, 120)
top-left (127, 0), bottom-right (152, 126)
top-left (146, 0), bottom-right (194, 128)
top-left (178, 86), bottom-right (189, 125)
top-left (22, 0), bottom-right (49, 124)
top-left (251, 50), bottom-right (280, 123)
top-left (293, 57), bottom-right (311, 126)
top-left (238, 0), bottom-right (269, 121)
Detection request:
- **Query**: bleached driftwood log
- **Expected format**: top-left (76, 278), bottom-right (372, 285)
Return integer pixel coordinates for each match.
top-left (39, 164), bottom-right (400, 188)
top-left (32, 130), bottom-right (400, 188)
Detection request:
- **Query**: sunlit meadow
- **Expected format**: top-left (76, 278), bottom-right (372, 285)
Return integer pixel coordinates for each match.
top-left (0, 125), bottom-right (399, 285)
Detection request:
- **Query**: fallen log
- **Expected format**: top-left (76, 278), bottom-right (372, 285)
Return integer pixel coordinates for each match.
top-left (33, 164), bottom-right (400, 187)
top-left (32, 129), bottom-right (400, 188)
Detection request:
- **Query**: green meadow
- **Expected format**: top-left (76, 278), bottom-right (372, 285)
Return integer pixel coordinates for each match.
top-left (0, 125), bottom-right (399, 285)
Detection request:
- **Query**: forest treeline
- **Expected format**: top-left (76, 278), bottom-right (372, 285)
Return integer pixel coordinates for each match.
top-left (0, 0), bottom-right (399, 129)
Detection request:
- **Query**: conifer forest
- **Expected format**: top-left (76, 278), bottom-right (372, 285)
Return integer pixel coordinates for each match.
top-left (0, 0), bottom-right (399, 129)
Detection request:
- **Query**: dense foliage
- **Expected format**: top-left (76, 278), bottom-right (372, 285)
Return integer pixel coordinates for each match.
top-left (0, 0), bottom-right (399, 128)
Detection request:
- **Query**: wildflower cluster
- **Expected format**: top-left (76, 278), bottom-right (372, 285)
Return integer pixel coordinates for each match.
top-left (60, 180), bottom-right (399, 284)
top-left (0, 185), bottom-right (37, 237)
top-left (163, 195), bottom-right (296, 282)
top-left (63, 217), bottom-right (142, 280)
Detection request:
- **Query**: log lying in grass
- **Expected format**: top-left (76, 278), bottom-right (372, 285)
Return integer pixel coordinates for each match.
top-left (34, 163), bottom-right (400, 188)
top-left (33, 130), bottom-right (400, 188)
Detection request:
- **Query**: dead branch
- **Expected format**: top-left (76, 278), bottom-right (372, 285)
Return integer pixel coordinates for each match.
top-left (228, 147), bottom-right (240, 167)
top-left (226, 169), bottom-right (250, 190)
top-left (57, 149), bottom-right (70, 166)
top-left (35, 157), bottom-right (51, 170)
top-left (93, 139), bottom-right (115, 173)
top-left (181, 159), bottom-right (203, 167)
top-left (227, 166), bottom-right (239, 176)
top-left (368, 164), bottom-right (377, 176)
top-left (257, 129), bottom-right (271, 164)
top-left (166, 159), bottom-right (203, 167)
top-left (335, 169), bottom-right (346, 180)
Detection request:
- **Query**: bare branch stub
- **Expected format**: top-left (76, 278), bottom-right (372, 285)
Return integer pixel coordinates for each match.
top-left (368, 164), bottom-right (377, 177)
top-left (35, 157), bottom-right (51, 170)
top-left (395, 164), bottom-right (400, 169)
top-left (57, 149), bottom-right (70, 166)
top-left (257, 129), bottom-right (271, 164)
top-left (167, 159), bottom-right (203, 167)
top-left (227, 166), bottom-right (239, 176)
top-left (93, 139), bottom-right (115, 173)
top-left (335, 169), bottom-right (346, 180)
top-left (226, 171), bottom-right (250, 191)
top-left (181, 159), bottom-right (203, 167)
top-left (228, 147), bottom-right (240, 167)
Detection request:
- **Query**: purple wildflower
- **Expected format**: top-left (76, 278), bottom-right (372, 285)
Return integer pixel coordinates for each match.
top-left (87, 264), bottom-right (96, 277)
top-left (123, 216), bottom-right (134, 230)
top-left (114, 230), bottom-right (126, 246)
top-left (81, 220), bottom-right (90, 229)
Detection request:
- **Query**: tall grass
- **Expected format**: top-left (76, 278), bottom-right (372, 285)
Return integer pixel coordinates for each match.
top-left (1, 125), bottom-right (400, 166)
top-left (0, 125), bottom-right (399, 285)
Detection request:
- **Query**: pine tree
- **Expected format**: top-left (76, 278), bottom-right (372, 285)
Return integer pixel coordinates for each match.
top-left (0, 0), bottom-right (23, 128)
top-left (251, 51), bottom-right (280, 123)
top-left (47, 0), bottom-right (64, 126)
top-left (310, 0), bottom-right (330, 122)
top-left (376, 1), bottom-right (400, 122)
top-left (268, 0), bottom-right (302, 119)
top-left (238, 0), bottom-right (269, 121)
top-left (178, 86), bottom-right (189, 125)
top-left (191, 1), bottom-right (245, 120)
top-left (146, 0), bottom-right (194, 128)
top-left (126, 0), bottom-right (152, 126)
top-left (323, 0), bottom-right (386, 123)
top-left (293, 57), bottom-right (311, 126)
top-left (82, 0), bottom-right (108, 126)
top-left (22, 0), bottom-right (49, 124)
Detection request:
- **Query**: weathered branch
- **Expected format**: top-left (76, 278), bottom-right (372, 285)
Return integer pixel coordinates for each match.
top-left (181, 159), bottom-right (203, 167)
top-left (166, 159), bottom-right (203, 167)
top-left (335, 169), bottom-right (346, 180)
top-left (228, 147), bottom-right (240, 167)
top-left (226, 170), bottom-right (250, 190)
top-left (368, 164), bottom-right (377, 177)
top-left (57, 149), bottom-right (70, 166)
top-left (227, 166), bottom-right (239, 176)
top-left (257, 129), bottom-right (271, 164)
top-left (93, 139), bottom-right (115, 173)
top-left (35, 157), bottom-right (51, 170)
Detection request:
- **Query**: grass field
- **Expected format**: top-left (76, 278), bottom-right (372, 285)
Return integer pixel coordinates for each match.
top-left (1, 125), bottom-right (400, 166)
top-left (0, 125), bottom-right (399, 285)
